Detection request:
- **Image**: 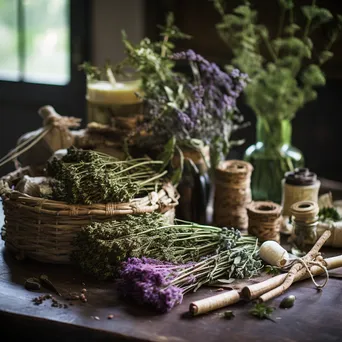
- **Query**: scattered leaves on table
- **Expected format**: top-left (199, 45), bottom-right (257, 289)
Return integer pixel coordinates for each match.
top-left (222, 310), bottom-right (235, 320)
top-left (265, 265), bottom-right (281, 276)
top-left (249, 303), bottom-right (275, 322)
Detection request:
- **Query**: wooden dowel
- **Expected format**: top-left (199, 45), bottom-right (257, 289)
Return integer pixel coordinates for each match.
top-left (242, 255), bottom-right (342, 300)
top-left (258, 230), bottom-right (331, 302)
top-left (187, 255), bottom-right (342, 316)
top-left (189, 290), bottom-right (240, 316)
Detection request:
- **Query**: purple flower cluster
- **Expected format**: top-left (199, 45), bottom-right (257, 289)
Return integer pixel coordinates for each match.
top-left (118, 257), bottom-right (186, 313)
top-left (171, 49), bottom-right (248, 121)
top-left (143, 49), bottom-right (248, 150)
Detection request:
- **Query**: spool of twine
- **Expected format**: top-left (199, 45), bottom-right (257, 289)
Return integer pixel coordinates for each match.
top-left (213, 160), bottom-right (253, 230)
top-left (290, 201), bottom-right (319, 223)
top-left (281, 168), bottom-right (320, 217)
top-left (247, 201), bottom-right (282, 242)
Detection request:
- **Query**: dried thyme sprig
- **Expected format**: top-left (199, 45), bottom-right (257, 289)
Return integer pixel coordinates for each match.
top-left (118, 238), bottom-right (262, 312)
top-left (72, 213), bottom-right (249, 280)
top-left (47, 147), bottom-right (167, 204)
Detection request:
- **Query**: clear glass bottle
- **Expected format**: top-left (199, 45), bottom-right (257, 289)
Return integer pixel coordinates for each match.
top-left (291, 219), bottom-right (318, 256)
top-left (244, 117), bottom-right (304, 203)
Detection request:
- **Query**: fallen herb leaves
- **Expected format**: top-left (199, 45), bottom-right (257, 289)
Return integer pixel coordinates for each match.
top-left (264, 265), bottom-right (281, 276)
top-left (222, 310), bottom-right (235, 320)
top-left (249, 303), bottom-right (275, 322)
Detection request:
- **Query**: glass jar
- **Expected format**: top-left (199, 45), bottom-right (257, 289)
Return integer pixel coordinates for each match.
top-left (175, 146), bottom-right (211, 224)
top-left (292, 218), bottom-right (318, 256)
top-left (244, 117), bottom-right (304, 203)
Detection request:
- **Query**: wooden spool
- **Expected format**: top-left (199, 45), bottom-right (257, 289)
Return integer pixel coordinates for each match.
top-left (214, 160), bottom-right (253, 230)
top-left (247, 201), bottom-right (282, 242)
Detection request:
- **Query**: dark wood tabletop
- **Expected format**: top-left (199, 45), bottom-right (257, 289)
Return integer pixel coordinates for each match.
top-left (1, 196), bottom-right (342, 342)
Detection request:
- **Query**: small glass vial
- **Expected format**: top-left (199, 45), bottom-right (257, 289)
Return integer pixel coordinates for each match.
top-left (290, 201), bottom-right (319, 256)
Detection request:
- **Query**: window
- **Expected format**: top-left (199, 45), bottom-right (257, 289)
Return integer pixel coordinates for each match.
top-left (0, 0), bottom-right (90, 108)
top-left (0, 0), bottom-right (70, 85)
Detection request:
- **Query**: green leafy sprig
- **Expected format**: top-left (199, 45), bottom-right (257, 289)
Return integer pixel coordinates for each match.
top-left (249, 303), bottom-right (276, 322)
top-left (318, 207), bottom-right (341, 222)
top-left (215, 0), bottom-right (342, 121)
top-left (265, 265), bottom-right (281, 276)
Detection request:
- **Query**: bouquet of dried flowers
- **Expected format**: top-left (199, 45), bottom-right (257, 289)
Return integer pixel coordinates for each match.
top-left (81, 14), bottom-right (248, 169)
top-left (121, 14), bottom-right (249, 168)
top-left (118, 237), bottom-right (261, 312)
top-left (73, 212), bottom-right (248, 280)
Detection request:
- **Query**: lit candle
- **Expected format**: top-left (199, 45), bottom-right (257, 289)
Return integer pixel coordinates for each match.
top-left (86, 80), bottom-right (142, 105)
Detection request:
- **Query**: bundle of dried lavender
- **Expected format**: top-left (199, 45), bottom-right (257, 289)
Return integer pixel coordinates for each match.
top-left (118, 237), bottom-right (261, 313)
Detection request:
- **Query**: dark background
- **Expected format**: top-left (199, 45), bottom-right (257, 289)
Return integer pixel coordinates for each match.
top-left (1, 0), bottom-right (342, 181)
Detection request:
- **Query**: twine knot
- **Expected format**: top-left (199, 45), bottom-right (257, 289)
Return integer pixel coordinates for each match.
top-left (283, 255), bottom-right (329, 290)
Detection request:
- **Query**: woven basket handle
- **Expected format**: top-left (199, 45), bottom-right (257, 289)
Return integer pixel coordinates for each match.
top-left (0, 180), bottom-right (11, 198)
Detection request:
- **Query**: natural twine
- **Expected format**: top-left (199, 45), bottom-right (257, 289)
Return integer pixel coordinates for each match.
top-left (247, 201), bottom-right (282, 242)
top-left (283, 256), bottom-right (329, 290)
top-left (214, 160), bottom-right (253, 230)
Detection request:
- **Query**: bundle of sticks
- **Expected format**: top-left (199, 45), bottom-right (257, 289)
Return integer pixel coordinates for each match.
top-left (189, 230), bottom-right (340, 315)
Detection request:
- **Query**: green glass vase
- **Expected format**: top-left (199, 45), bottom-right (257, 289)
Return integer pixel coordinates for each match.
top-left (244, 117), bottom-right (304, 203)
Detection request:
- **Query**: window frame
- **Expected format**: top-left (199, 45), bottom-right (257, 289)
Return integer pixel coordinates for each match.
top-left (0, 0), bottom-right (91, 108)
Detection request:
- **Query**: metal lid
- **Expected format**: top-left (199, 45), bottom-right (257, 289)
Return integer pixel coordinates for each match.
top-left (285, 168), bottom-right (317, 186)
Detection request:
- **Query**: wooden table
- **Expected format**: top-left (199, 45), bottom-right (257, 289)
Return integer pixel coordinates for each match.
top-left (1, 205), bottom-right (342, 342)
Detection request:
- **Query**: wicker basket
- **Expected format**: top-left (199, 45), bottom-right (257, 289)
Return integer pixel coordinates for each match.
top-left (0, 167), bottom-right (179, 264)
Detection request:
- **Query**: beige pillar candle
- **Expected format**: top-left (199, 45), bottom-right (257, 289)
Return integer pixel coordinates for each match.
top-left (87, 80), bottom-right (142, 105)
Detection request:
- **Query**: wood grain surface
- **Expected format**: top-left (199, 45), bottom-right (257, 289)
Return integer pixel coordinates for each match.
top-left (1, 202), bottom-right (342, 342)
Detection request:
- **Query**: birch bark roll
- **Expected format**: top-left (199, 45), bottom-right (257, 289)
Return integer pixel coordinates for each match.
top-left (189, 290), bottom-right (240, 316)
top-left (242, 255), bottom-right (342, 300)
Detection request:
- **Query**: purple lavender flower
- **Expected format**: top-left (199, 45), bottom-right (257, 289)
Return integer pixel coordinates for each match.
top-left (118, 258), bottom-right (185, 312)
top-left (140, 49), bottom-right (249, 158)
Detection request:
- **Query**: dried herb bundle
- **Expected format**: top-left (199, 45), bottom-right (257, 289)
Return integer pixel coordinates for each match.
top-left (118, 238), bottom-right (262, 312)
top-left (46, 147), bottom-right (166, 204)
top-left (73, 212), bottom-right (253, 280)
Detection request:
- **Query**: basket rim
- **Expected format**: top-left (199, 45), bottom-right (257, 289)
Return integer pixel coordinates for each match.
top-left (0, 166), bottom-right (179, 215)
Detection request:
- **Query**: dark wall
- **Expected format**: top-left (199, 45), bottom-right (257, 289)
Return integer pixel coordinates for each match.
top-left (146, 0), bottom-right (342, 181)
top-left (1, 0), bottom-right (342, 182)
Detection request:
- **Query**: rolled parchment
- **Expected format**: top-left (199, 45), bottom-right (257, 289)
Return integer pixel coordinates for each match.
top-left (259, 241), bottom-right (289, 267)
top-left (189, 290), bottom-right (240, 316)
top-left (242, 254), bottom-right (342, 300)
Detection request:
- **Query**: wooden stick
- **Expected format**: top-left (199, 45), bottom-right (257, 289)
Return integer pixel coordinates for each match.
top-left (257, 230), bottom-right (331, 303)
top-left (189, 290), bottom-right (240, 316)
top-left (242, 254), bottom-right (342, 300)
top-left (188, 255), bottom-right (342, 316)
